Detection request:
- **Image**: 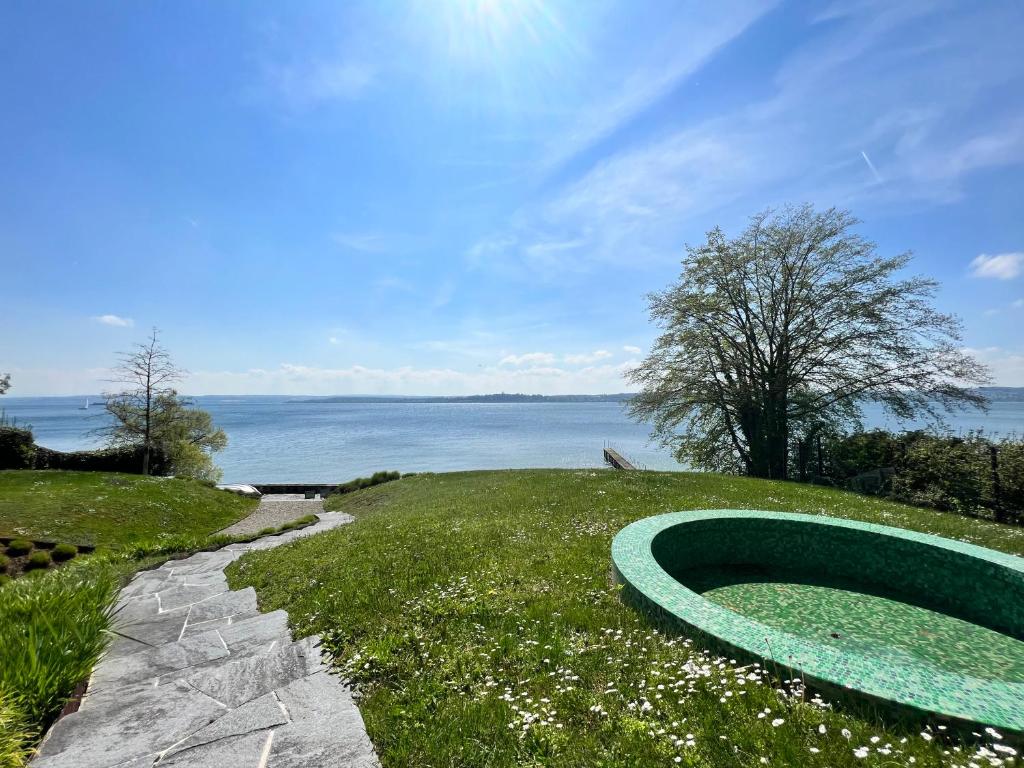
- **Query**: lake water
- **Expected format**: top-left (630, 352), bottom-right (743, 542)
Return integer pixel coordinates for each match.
top-left (2, 396), bottom-right (1023, 484)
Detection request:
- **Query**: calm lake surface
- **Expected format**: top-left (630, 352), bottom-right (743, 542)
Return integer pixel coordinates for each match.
top-left (3, 396), bottom-right (1023, 484)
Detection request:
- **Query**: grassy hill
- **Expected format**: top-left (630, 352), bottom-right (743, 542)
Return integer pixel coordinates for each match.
top-left (228, 469), bottom-right (1024, 768)
top-left (0, 470), bottom-right (257, 547)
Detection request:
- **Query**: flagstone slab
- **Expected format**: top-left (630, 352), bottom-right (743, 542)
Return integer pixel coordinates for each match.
top-left (33, 680), bottom-right (226, 768)
top-left (110, 607), bottom-right (191, 651)
top-left (185, 635), bottom-right (326, 709)
top-left (160, 692), bottom-right (287, 760)
top-left (185, 586), bottom-right (258, 625)
top-left (90, 630), bottom-right (230, 690)
top-left (32, 503), bottom-right (372, 768)
top-left (155, 730), bottom-right (271, 768)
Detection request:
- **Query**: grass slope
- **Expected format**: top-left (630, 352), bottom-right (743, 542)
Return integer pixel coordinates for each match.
top-left (229, 470), bottom-right (1024, 768)
top-left (0, 470), bottom-right (257, 547)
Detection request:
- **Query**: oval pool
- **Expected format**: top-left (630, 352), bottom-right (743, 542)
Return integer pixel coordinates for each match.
top-left (611, 510), bottom-right (1024, 733)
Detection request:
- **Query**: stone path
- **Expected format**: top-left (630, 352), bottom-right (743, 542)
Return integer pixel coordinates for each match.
top-left (32, 511), bottom-right (379, 768)
top-left (218, 495), bottom-right (326, 538)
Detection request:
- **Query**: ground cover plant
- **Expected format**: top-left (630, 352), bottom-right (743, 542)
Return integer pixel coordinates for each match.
top-left (0, 559), bottom-right (118, 767)
top-left (229, 469), bottom-right (1024, 768)
top-left (0, 470), bottom-right (257, 546)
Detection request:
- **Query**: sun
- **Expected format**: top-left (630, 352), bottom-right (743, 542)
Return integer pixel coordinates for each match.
top-left (432, 0), bottom-right (563, 64)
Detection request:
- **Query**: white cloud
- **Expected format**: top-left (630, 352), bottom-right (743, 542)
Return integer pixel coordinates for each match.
top-left (970, 252), bottom-right (1023, 280)
top-left (564, 349), bottom-right (612, 365)
top-left (499, 352), bottom-right (557, 367)
top-left (623, 345), bottom-right (642, 355)
top-left (93, 314), bottom-right (134, 328)
top-left (963, 347), bottom-right (1024, 387)
top-left (1013, 299), bottom-right (1024, 309)
top-left (181, 361), bottom-right (636, 396)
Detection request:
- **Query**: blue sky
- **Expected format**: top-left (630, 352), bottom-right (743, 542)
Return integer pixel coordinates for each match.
top-left (3, 0), bottom-right (1024, 395)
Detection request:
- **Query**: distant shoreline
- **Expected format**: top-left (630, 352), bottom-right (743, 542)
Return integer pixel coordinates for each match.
top-left (290, 393), bottom-right (636, 404)
top-left (6, 387), bottom-right (1024, 402)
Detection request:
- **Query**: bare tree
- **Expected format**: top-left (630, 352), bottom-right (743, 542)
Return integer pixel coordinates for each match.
top-left (629, 205), bottom-right (990, 480)
top-left (104, 328), bottom-right (182, 475)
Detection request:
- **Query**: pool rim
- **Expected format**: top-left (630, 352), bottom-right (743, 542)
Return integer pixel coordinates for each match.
top-left (611, 509), bottom-right (1024, 734)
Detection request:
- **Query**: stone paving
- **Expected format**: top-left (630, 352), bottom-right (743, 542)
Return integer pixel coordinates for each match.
top-left (32, 510), bottom-right (380, 768)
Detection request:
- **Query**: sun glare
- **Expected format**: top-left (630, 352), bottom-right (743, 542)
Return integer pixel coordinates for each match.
top-left (434, 0), bottom-right (564, 64)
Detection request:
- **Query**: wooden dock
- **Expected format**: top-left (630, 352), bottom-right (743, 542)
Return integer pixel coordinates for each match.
top-left (603, 447), bottom-right (636, 470)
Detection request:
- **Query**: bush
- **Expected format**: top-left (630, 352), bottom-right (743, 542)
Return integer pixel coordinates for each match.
top-left (0, 427), bottom-right (35, 470)
top-left (821, 430), bottom-right (1023, 523)
top-left (24, 551), bottom-right (51, 571)
top-left (0, 554), bottom-right (9, 573)
top-left (50, 544), bottom-right (78, 562)
top-left (330, 470), bottom-right (402, 496)
top-left (0, 574), bottom-right (10, 588)
top-left (5, 540), bottom-right (32, 557)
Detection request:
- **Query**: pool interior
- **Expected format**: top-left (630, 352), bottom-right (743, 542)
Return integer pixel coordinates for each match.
top-left (677, 564), bottom-right (1024, 683)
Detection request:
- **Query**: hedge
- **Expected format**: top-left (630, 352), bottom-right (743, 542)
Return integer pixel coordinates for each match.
top-left (819, 430), bottom-right (1023, 524)
top-left (0, 427), bottom-right (169, 475)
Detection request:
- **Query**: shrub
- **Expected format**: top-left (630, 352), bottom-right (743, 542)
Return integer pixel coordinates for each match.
top-left (24, 551), bottom-right (51, 571)
top-left (5, 540), bottom-right (32, 557)
top-left (0, 553), bottom-right (9, 573)
top-left (0, 574), bottom-right (11, 588)
top-left (330, 470), bottom-right (402, 496)
top-left (51, 544), bottom-right (78, 562)
top-left (0, 426), bottom-right (35, 470)
top-left (821, 429), bottom-right (1023, 523)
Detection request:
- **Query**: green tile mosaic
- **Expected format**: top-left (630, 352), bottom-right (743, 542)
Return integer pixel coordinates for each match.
top-left (611, 510), bottom-right (1024, 734)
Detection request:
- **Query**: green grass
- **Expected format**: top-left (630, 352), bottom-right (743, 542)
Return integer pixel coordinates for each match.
top-left (0, 558), bottom-right (119, 767)
top-left (0, 470), bottom-right (258, 547)
top-left (228, 469), bottom-right (1024, 768)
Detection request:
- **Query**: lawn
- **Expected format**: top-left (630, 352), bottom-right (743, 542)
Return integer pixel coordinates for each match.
top-left (0, 470), bottom-right (257, 547)
top-left (228, 469), bottom-right (1023, 768)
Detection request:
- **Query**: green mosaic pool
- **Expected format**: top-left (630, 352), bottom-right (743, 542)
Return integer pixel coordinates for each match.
top-left (611, 510), bottom-right (1024, 734)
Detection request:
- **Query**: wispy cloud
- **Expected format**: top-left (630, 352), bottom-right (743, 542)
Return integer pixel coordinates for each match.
top-left (500, 352), bottom-right (557, 367)
top-left (970, 252), bottom-right (1023, 280)
top-left (470, 4), bottom-right (1024, 279)
top-left (623, 345), bottom-right (642, 355)
top-left (333, 232), bottom-right (392, 253)
top-left (564, 349), bottom-right (612, 365)
top-left (93, 314), bottom-right (134, 328)
top-left (541, 1), bottom-right (776, 170)
top-left (432, 279), bottom-right (456, 309)
top-left (264, 58), bottom-right (373, 108)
